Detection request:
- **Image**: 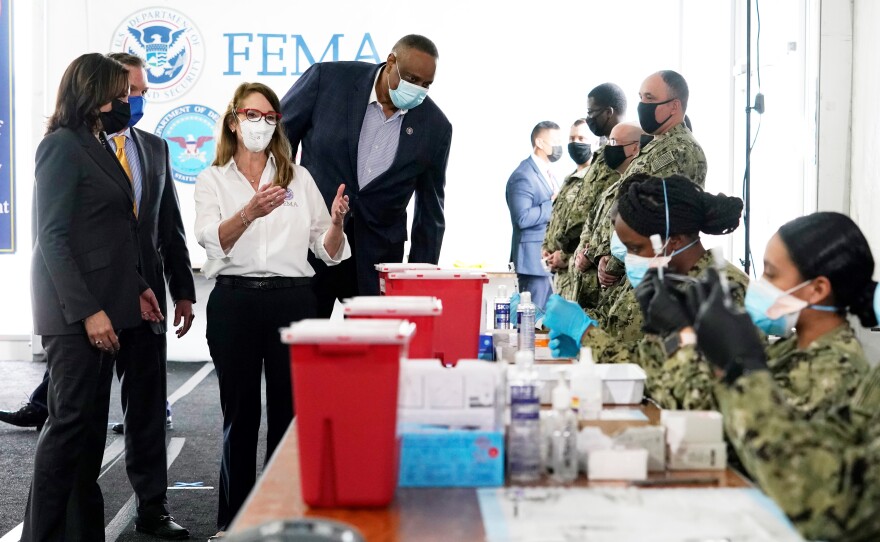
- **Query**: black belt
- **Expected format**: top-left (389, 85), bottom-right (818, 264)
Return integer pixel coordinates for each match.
top-left (216, 275), bottom-right (312, 290)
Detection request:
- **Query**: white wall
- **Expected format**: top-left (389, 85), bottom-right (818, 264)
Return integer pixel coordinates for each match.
top-left (850, 0), bottom-right (880, 362)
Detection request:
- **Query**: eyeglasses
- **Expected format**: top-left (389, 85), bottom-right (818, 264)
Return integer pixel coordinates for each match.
top-left (608, 138), bottom-right (640, 146)
top-left (236, 108), bottom-right (282, 125)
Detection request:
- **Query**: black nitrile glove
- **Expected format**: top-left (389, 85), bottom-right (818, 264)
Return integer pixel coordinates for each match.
top-left (693, 271), bottom-right (767, 384)
top-left (635, 269), bottom-right (693, 336)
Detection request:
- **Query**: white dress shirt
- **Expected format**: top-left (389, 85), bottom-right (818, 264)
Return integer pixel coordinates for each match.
top-left (194, 154), bottom-right (350, 279)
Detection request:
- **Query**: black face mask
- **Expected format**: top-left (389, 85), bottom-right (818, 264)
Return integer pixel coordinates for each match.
top-left (548, 145), bottom-right (563, 163)
top-left (640, 134), bottom-right (655, 148)
top-left (603, 144), bottom-right (629, 170)
top-left (100, 99), bottom-right (131, 135)
top-left (585, 109), bottom-right (609, 137)
top-left (637, 98), bottom-right (675, 134)
top-left (567, 142), bottom-right (592, 165)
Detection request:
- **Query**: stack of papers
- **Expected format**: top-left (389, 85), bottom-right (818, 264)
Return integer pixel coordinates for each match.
top-left (477, 487), bottom-right (803, 541)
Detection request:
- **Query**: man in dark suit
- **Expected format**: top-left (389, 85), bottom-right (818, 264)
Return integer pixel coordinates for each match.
top-left (506, 121), bottom-right (563, 310)
top-left (103, 52), bottom-right (195, 540)
top-left (281, 34), bottom-right (453, 316)
top-left (25, 52), bottom-right (164, 542)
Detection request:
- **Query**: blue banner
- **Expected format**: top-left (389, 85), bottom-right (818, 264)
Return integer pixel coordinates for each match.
top-left (0, 0), bottom-right (13, 253)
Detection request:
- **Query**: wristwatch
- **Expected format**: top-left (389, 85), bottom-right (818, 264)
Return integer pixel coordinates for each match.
top-left (663, 328), bottom-right (697, 357)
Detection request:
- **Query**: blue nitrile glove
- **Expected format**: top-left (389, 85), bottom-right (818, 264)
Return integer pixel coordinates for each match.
top-left (549, 329), bottom-right (580, 358)
top-left (509, 291), bottom-right (521, 326)
top-left (543, 294), bottom-right (597, 343)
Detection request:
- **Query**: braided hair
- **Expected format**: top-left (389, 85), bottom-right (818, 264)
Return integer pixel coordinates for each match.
top-left (778, 212), bottom-right (878, 328)
top-left (616, 174), bottom-right (743, 239)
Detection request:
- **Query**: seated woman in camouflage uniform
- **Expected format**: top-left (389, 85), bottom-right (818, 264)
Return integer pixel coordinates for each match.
top-left (543, 174), bottom-right (747, 403)
top-left (686, 212), bottom-right (878, 540)
top-left (653, 212), bottom-right (871, 415)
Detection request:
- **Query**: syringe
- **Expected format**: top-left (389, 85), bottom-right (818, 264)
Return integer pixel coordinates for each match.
top-left (710, 247), bottom-right (733, 308)
top-left (650, 234), bottom-right (665, 280)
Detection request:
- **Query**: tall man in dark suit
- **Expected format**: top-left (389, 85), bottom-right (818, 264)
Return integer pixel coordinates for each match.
top-left (281, 34), bottom-right (453, 316)
top-left (103, 52), bottom-right (195, 540)
top-left (506, 121), bottom-right (563, 310)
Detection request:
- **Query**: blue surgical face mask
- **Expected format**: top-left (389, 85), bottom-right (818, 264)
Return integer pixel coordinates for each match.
top-left (388, 56), bottom-right (428, 110)
top-left (744, 278), bottom-right (839, 337)
top-left (610, 231), bottom-right (628, 262)
top-left (624, 239), bottom-right (698, 288)
top-left (127, 96), bottom-right (145, 128)
top-left (874, 283), bottom-right (880, 324)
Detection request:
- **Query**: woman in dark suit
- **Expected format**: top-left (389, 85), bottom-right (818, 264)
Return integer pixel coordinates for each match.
top-left (23, 53), bottom-right (162, 542)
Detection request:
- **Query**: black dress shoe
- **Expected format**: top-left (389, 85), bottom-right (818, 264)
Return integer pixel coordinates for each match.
top-left (135, 515), bottom-right (190, 540)
top-left (111, 423), bottom-right (124, 434)
top-left (0, 403), bottom-right (48, 431)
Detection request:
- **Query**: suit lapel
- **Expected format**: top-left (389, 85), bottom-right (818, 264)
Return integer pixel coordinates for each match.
top-left (348, 64), bottom-right (383, 192)
top-left (525, 157), bottom-right (551, 199)
top-left (77, 126), bottom-right (135, 206)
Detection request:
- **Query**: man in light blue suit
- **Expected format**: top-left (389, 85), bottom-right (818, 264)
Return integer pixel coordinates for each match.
top-left (506, 121), bottom-right (563, 310)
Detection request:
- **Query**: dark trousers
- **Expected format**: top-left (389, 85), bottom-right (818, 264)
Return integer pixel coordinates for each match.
top-left (115, 323), bottom-right (169, 517)
top-left (26, 326), bottom-right (169, 517)
top-left (22, 333), bottom-right (116, 542)
top-left (517, 273), bottom-right (553, 311)
top-left (29, 370), bottom-right (49, 412)
top-left (206, 281), bottom-right (316, 530)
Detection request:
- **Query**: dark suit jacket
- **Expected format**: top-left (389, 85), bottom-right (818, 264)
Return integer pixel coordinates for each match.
top-left (129, 128), bottom-right (195, 334)
top-left (31, 125), bottom-right (148, 336)
top-left (280, 61), bottom-right (453, 294)
top-left (506, 157), bottom-right (553, 277)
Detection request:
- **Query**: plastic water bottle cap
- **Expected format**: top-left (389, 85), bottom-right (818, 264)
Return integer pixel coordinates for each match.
top-left (552, 380), bottom-right (571, 410)
top-left (579, 347), bottom-right (594, 365)
top-left (520, 291), bottom-right (531, 305)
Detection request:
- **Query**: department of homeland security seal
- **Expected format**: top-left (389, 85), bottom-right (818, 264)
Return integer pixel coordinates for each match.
top-left (110, 8), bottom-right (204, 103)
top-left (154, 104), bottom-right (220, 184)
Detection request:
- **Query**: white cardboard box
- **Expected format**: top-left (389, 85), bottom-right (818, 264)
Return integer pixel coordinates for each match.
top-left (587, 448), bottom-right (649, 481)
top-left (668, 442), bottom-right (728, 470)
top-left (661, 410), bottom-right (724, 448)
top-left (399, 358), bottom-right (506, 431)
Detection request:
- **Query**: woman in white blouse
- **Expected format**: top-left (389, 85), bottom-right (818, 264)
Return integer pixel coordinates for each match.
top-left (194, 82), bottom-right (350, 535)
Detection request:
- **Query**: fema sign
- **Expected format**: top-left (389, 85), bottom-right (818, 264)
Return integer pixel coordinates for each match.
top-left (110, 8), bottom-right (204, 103)
top-left (155, 104), bottom-right (219, 184)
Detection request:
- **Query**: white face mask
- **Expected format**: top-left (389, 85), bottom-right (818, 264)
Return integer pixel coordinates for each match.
top-left (238, 117), bottom-right (275, 153)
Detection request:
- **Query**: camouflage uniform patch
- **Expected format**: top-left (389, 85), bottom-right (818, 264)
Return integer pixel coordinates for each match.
top-left (623, 123), bottom-right (708, 187)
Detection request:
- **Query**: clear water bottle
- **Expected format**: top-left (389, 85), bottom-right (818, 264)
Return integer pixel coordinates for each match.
top-left (494, 285), bottom-right (511, 329)
top-left (516, 291), bottom-right (536, 353)
top-left (508, 350), bottom-right (541, 482)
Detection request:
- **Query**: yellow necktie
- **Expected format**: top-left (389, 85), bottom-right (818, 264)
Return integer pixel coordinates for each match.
top-left (113, 135), bottom-right (137, 217)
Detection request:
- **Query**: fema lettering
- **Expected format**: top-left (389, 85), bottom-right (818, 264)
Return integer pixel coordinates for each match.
top-left (224, 33), bottom-right (381, 76)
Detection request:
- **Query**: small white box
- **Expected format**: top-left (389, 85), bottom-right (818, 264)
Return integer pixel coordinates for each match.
top-left (613, 426), bottom-right (666, 472)
top-left (587, 448), bottom-right (648, 481)
top-left (399, 359), bottom-right (506, 430)
top-left (595, 364), bottom-right (647, 404)
top-left (661, 410), bottom-right (724, 448)
top-left (668, 442), bottom-right (728, 470)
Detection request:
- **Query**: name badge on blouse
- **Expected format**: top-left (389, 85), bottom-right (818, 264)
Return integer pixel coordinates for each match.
top-left (281, 188), bottom-right (298, 207)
